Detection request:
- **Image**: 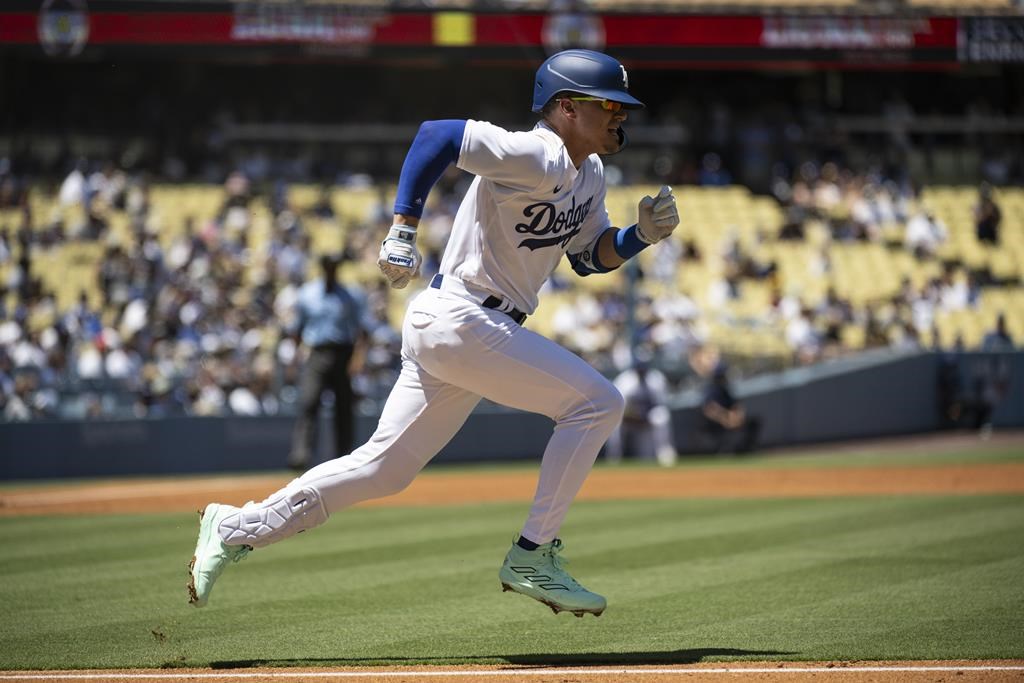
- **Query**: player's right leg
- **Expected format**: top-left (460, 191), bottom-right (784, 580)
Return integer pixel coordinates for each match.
top-left (187, 503), bottom-right (251, 607)
top-left (405, 291), bottom-right (624, 617)
top-left (188, 358), bottom-right (480, 607)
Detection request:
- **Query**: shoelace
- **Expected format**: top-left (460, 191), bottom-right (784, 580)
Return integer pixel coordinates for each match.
top-left (546, 540), bottom-right (568, 566)
top-left (544, 539), bottom-right (582, 589)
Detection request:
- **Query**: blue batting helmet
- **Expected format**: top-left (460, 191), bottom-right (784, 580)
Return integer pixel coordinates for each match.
top-left (532, 49), bottom-right (645, 113)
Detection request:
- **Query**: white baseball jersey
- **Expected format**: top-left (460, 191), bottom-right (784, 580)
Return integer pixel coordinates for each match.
top-left (441, 119), bottom-right (612, 314)
top-left (229, 116), bottom-right (628, 565)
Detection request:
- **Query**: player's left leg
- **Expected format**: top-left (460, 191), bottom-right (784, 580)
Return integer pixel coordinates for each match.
top-left (188, 357), bottom-right (480, 607)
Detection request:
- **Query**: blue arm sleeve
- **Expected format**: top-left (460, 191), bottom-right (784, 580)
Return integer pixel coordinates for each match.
top-left (612, 224), bottom-right (650, 260)
top-left (393, 120), bottom-right (467, 218)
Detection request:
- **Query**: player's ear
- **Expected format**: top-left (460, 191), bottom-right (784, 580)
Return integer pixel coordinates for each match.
top-left (558, 98), bottom-right (575, 117)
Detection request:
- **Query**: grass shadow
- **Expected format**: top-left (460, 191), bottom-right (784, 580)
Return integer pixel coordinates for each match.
top-left (208, 647), bottom-right (795, 669)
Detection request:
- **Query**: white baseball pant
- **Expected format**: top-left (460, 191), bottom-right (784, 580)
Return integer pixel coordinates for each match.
top-left (223, 283), bottom-right (624, 547)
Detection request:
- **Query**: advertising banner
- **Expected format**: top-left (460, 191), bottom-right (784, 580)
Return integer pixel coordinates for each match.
top-left (0, 4), bottom-right (981, 67)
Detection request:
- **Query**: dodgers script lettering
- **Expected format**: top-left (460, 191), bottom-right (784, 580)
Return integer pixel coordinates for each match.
top-left (516, 195), bottom-right (593, 251)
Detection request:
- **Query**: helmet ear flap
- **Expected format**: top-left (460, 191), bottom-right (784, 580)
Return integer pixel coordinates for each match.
top-left (612, 127), bottom-right (628, 154)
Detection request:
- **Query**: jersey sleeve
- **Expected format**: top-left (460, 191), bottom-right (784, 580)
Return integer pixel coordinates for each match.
top-left (456, 120), bottom-right (551, 194)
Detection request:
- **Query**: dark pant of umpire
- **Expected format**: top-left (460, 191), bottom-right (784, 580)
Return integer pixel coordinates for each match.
top-left (700, 415), bottom-right (762, 455)
top-left (287, 342), bottom-right (355, 470)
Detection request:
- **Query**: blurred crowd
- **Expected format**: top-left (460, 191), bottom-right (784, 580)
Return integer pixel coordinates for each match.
top-left (538, 159), bottom-right (1016, 372)
top-left (763, 162), bottom-right (1008, 361)
top-left (0, 153), bottom-right (1018, 422)
top-left (0, 162), bottom-right (404, 421)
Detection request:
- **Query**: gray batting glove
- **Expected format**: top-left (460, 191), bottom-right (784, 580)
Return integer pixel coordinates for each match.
top-left (378, 225), bottom-right (421, 289)
top-left (636, 185), bottom-right (680, 244)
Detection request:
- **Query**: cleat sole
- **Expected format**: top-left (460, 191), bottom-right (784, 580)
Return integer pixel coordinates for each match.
top-left (501, 581), bottom-right (603, 617)
top-left (186, 556), bottom-right (199, 604)
top-left (186, 508), bottom-right (205, 606)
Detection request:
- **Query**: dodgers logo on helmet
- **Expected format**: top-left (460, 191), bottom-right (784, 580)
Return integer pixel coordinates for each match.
top-left (532, 49), bottom-right (645, 113)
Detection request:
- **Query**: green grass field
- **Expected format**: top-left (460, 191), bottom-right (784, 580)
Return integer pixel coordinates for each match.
top-left (1, 446), bottom-right (1023, 671)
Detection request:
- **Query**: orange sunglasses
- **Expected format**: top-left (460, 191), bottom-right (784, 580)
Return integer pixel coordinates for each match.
top-left (563, 96), bottom-right (624, 112)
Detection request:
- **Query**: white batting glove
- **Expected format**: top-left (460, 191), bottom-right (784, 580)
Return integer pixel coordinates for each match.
top-left (636, 185), bottom-right (680, 245)
top-left (377, 225), bottom-right (421, 289)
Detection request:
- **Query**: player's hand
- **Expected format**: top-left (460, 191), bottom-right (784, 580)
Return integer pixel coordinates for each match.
top-left (636, 185), bottom-right (679, 245)
top-left (377, 225), bottom-right (421, 289)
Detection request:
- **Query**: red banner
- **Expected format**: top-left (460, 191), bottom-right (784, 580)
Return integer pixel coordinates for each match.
top-left (606, 16), bottom-right (765, 46)
top-left (0, 10), bottom-right (964, 66)
top-left (0, 12), bottom-right (959, 48)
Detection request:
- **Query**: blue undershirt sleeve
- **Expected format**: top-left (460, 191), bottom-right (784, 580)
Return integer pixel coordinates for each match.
top-left (393, 120), bottom-right (467, 218)
top-left (613, 224), bottom-right (650, 260)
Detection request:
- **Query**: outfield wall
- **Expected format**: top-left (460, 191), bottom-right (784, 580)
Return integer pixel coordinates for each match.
top-left (1, 350), bottom-right (1021, 480)
top-left (671, 350), bottom-right (1023, 452)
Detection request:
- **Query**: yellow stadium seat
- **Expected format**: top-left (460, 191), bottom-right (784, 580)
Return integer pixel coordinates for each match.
top-left (9, 182), bottom-right (1023, 363)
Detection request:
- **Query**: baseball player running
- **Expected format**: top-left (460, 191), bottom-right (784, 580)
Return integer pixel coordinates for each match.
top-left (188, 49), bottom-right (679, 618)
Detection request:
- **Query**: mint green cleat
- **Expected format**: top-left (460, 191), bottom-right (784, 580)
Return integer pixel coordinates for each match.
top-left (187, 503), bottom-right (251, 607)
top-left (499, 538), bottom-right (606, 617)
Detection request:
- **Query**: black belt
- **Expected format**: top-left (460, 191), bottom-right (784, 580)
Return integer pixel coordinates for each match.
top-left (430, 274), bottom-right (527, 325)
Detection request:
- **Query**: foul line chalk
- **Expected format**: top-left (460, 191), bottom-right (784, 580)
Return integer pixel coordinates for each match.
top-left (1, 665), bottom-right (1024, 679)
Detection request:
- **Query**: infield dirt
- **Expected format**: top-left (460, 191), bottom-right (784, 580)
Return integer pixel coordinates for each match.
top-left (2, 455), bottom-right (1023, 517)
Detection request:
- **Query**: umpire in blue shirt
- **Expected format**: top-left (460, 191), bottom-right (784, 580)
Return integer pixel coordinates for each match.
top-left (287, 252), bottom-right (368, 471)
top-left (700, 360), bottom-right (761, 455)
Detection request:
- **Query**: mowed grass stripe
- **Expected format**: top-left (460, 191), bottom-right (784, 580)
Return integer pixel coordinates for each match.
top-left (186, 498), bottom-right (991, 648)
top-left (631, 522), bottom-right (1024, 649)
top-left (0, 496), bottom-right (815, 579)
top-left (806, 554), bottom-right (1024, 660)
top-left (0, 496), bottom-right (934, 600)
top-left (0, 497), bottom-right (1007, 626)
top-left (582, 495), bottom-right (1018, 570)
top-left (538, 501), bottom-right (1019, 662)
top-left (1, 495), bottom-right (1023, 669)
top-left (522, 497), bottom-right (1024, 659)
top-left (587, 495), bottom-right (1024, 594)
top-left (255, 509), bottom-right (1024, 665)
top-left (228, 497), bottom-right (1019, 663)
top-left (1, 497), bottom-right (1015, 610)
